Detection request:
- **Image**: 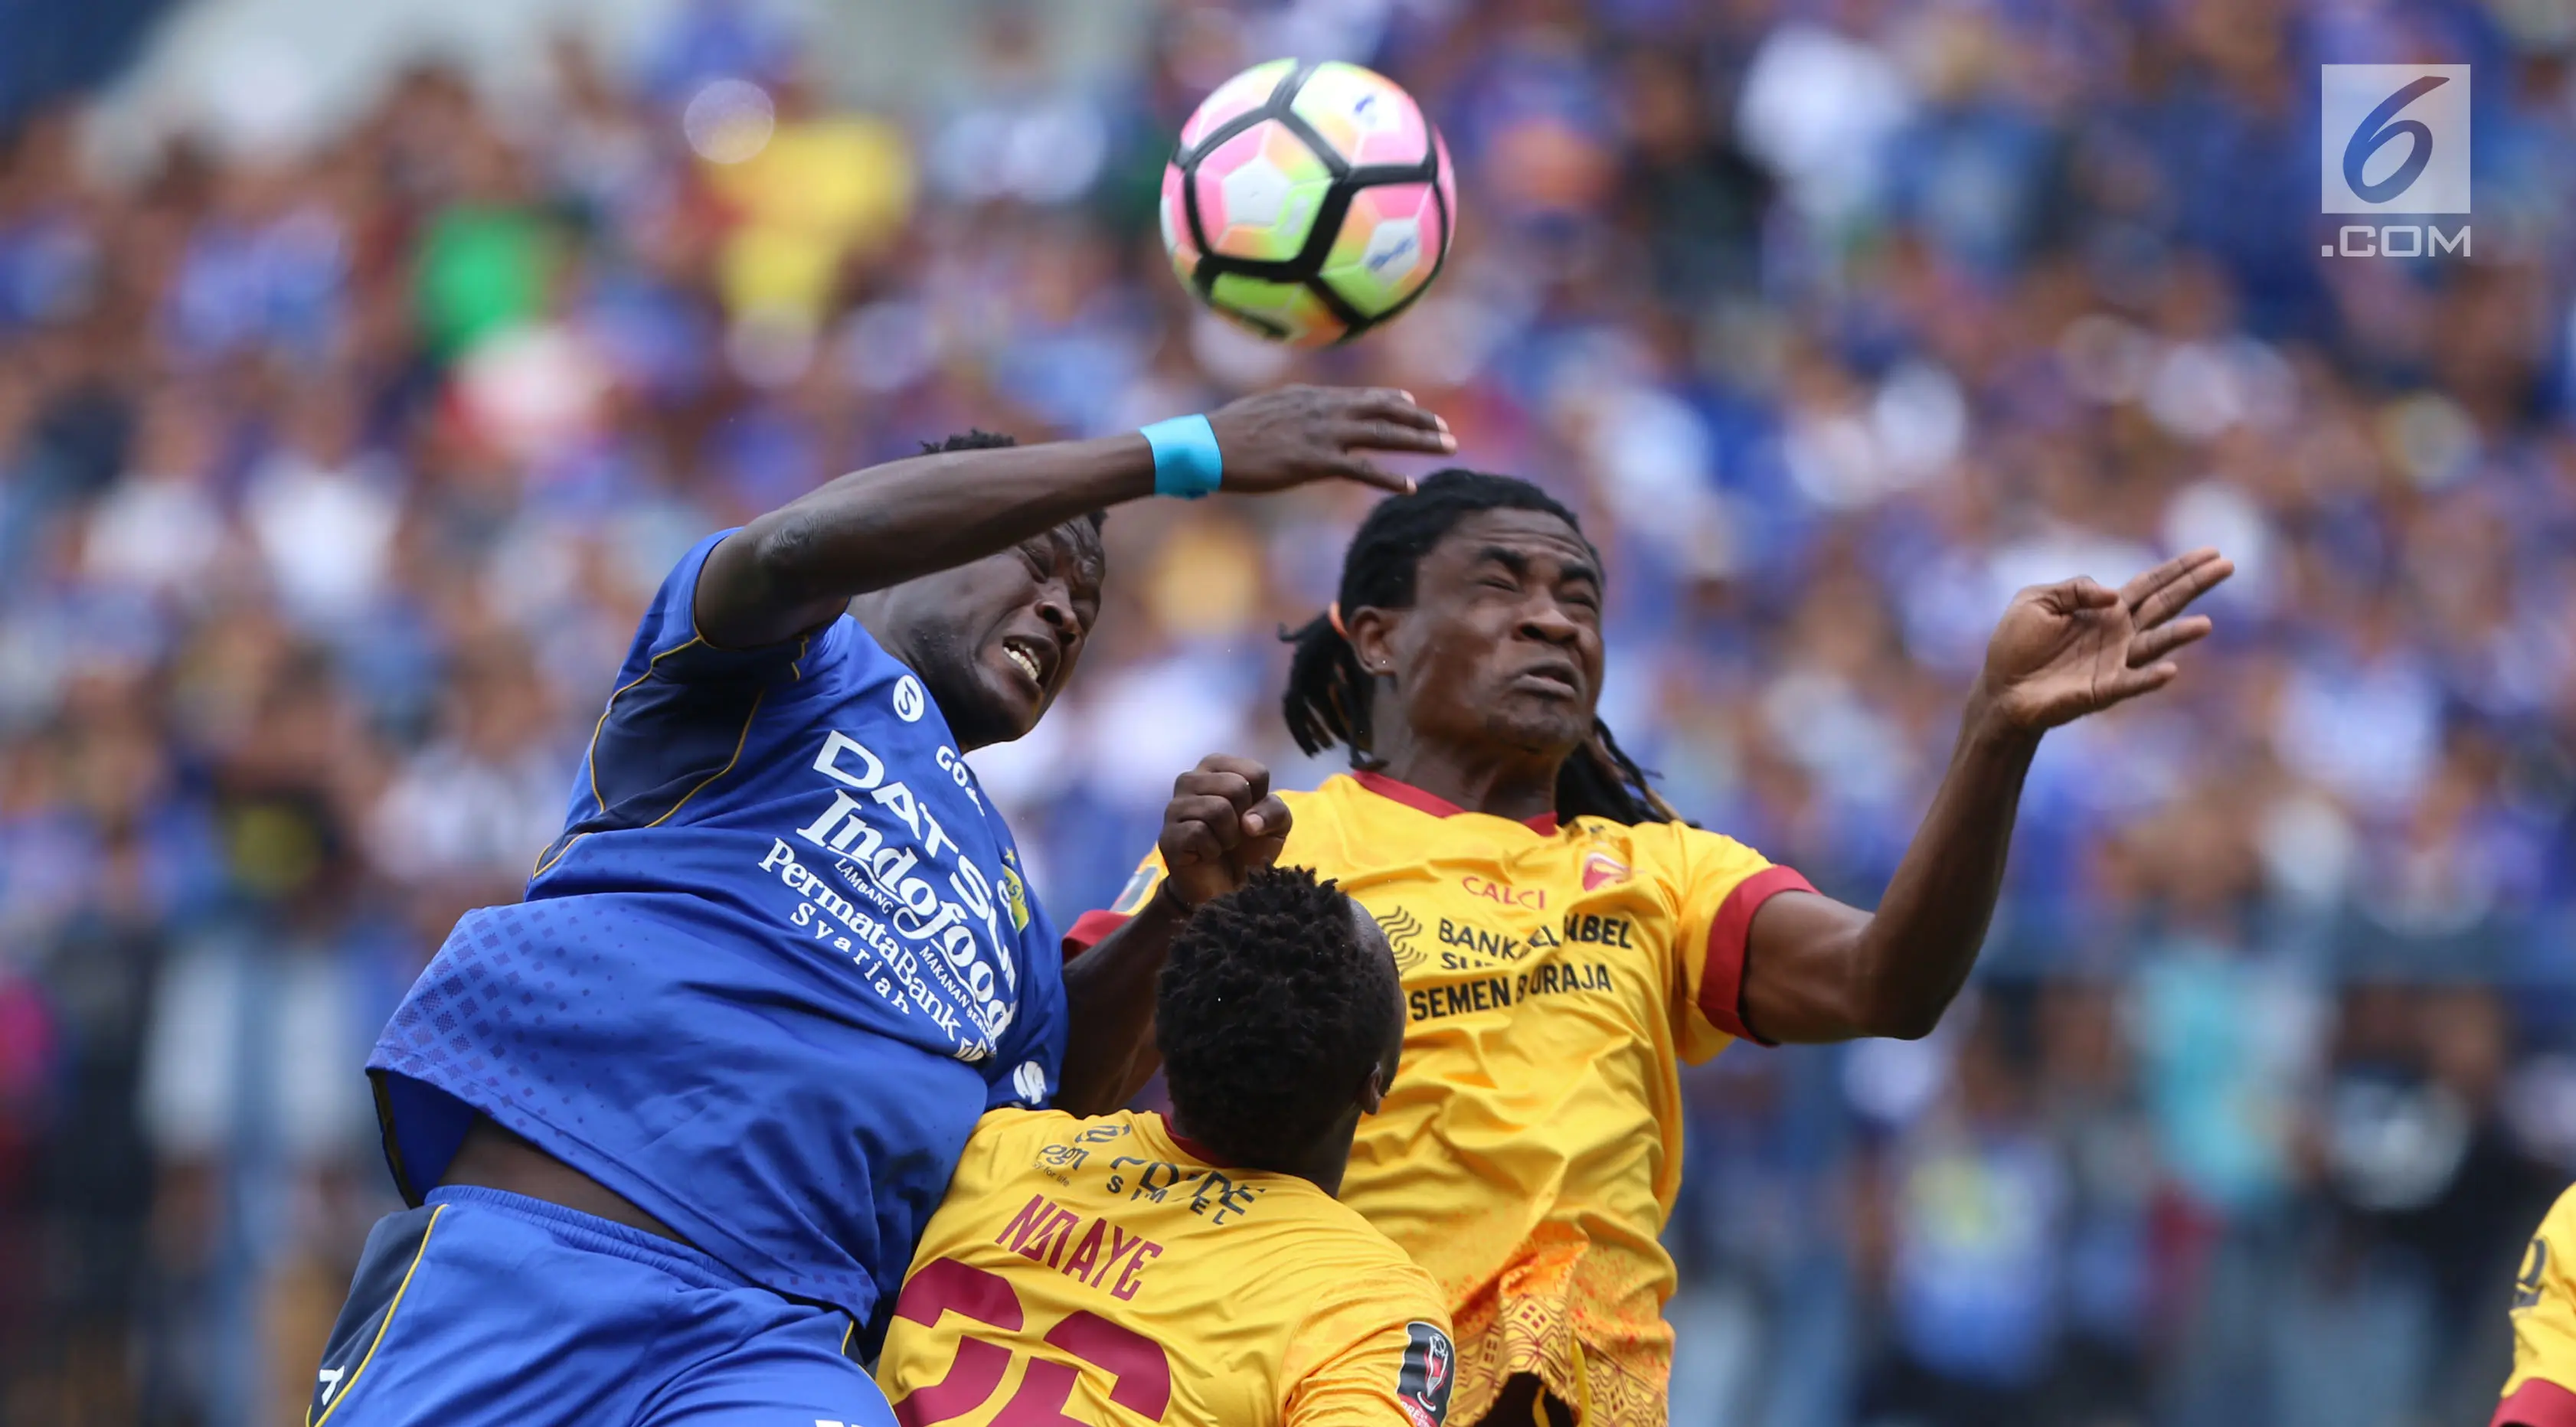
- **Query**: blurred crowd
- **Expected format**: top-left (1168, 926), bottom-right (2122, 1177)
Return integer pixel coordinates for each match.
top-left (4, 0), bottom-right (2576, 1423)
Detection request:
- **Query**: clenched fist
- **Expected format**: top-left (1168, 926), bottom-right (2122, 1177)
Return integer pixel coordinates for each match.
top-left (1158, 755), bottom-right (1292, 911)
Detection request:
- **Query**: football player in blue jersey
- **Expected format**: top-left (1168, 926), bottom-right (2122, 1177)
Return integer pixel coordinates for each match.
top-left (307, 387), bottom-right (1453, 1427)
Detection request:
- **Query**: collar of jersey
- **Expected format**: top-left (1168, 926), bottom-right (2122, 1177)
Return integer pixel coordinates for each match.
top-left (1148, 1112), bottom-right (1243, 1170)
top-left (1348, 770), bottom-right (1560, 834)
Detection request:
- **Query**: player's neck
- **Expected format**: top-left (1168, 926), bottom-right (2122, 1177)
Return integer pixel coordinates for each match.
top-left (1169, 1112), bottom-right (1352, 1196)
top-left (1367, 740), bottom-right (1560, 826)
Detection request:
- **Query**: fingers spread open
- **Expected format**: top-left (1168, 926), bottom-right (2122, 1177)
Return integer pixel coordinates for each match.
top-left (2118, 548), bottom-right (2218, 606)
top-left (2124, 550), bottom-right (2231, 622)
top-left (1357, 390), bottom-right (1446, 432)
top-left (2044, 576), bottom-right (2120, 612)
top-left (2128, 615), bottom-right (2213, 666)
top-left (2097, 661), bottom-right (2180, 707)
top-left (2132, 556), bottom-right (2234, 629)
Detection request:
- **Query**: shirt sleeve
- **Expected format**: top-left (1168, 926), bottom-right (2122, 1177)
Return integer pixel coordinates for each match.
top-left (1649, 824), bottom-right (1816, 1060)
top-left (626, 528), bottom-right (835, 685)
top-left (1282, 1266), bottom-right (1457, 1427)
top-left (1061, 845), bottom-right (1169, 958)
top-left (2499, 1187), bottom-right (2576, 1427)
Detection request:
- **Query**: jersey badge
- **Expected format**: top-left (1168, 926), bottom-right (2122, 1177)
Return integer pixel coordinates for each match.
top-left (1001, 865), bottom-right (1032, 932)
top-left (1581, 852), bottom-right (1630, 891)
top-left (1398, 1320), bottom-right (1456, 1427)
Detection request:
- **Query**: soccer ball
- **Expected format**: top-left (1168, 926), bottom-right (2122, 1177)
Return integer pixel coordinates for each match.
top-left (1162, 60), bottom-right (1456, 347)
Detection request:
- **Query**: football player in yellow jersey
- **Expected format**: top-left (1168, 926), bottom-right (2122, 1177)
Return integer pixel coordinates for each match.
top-left (881, 864), bottom-right (1456, 1427)
top-left (2498, 1184), bottom-right (2576, 1425)
top-left (1063, 472), bottom-right (2232, 1427)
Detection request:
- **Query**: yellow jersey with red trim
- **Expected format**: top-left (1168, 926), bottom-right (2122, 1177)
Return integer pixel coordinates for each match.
top-left (2499, 1184), bottom-right (2576, 1427)
top-left (878, 1108), bottom-right (1456, 1427)
top-left (1064, 772), bottom-right (1811, 1427)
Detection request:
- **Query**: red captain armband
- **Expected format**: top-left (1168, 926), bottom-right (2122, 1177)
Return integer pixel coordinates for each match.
top-left (1064, 909), bottom-right (1129, 959)
top-left (2496, 1380), bottom-right (2576, 1427)
top-left (1698, 865), bottom-right (1817, 1047)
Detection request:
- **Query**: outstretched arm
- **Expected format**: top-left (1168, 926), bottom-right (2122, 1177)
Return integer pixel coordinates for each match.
top-left (1737, 550), bottom-right (2234, 1043)
top-left (694, 387), bottom-right (1453, 648)
top-left (1057, 756), bottom-right (1288, 1115)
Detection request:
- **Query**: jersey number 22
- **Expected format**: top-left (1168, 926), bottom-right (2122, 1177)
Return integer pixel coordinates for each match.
top-left (894, 1258), bottom-right (1174, 1427)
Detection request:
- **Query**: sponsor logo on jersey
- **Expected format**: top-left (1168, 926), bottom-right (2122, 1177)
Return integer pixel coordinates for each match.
top-left (780, 727), bottom-right (1021, 1058)
top-left (1581, 851), bottom-right (1630, 890)
top-left (1035, 1141), bottom-right (1090, 1180)
top-left (1378, 906), bottom-right (1427, 971)
top-left (1398, 1320), bottom-right (1456, 1427)
top-left (1461, 874), bottom-right (1545, 909)
top-left (1407, 961), bottom-right (1617, 1023)
top-left (892, 674), bottom-right (927, 722)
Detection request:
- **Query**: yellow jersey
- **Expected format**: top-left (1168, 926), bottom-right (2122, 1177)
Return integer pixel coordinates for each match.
top-left (2499, 1184), bottom-right (2576, 1427)
top-left (878, 1107), bottom-right (1456, 1427)
top-left (1065, 772), bottom-right (1809, 1427)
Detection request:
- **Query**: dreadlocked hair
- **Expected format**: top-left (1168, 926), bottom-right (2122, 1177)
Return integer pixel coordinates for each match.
top-left (1157, 865), bottom-right (1398, 1170)
top-left (1280, 469), bottom-right (1684, 826)
top-left (924, 429), bottom-right (1105, 533)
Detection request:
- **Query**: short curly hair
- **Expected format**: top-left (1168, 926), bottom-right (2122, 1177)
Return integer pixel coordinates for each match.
top-left (1157, 865), bottom-right (1401, 1168)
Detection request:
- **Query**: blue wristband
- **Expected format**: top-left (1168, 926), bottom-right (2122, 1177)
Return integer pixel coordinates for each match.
top-left (1141, 414), bottom-right (1223, 499)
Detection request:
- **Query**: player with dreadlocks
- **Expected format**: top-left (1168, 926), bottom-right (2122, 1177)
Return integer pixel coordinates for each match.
top-left (1066, 469), bottom-right (2232, 1427)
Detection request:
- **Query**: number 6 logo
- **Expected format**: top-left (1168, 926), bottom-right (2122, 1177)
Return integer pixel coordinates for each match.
top-left (893, 1259), bottom-right (1175, 1427)
top-left (2342, 75), bottom-right (2447, 205)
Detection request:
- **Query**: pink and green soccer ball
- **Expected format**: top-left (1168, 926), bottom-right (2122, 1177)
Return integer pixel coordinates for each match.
top-left (1162, 59), bottom-right (1456, 347)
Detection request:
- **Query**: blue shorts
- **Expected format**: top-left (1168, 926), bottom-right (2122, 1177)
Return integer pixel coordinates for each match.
top-left (307, 1186), bottom-right (897, 1427)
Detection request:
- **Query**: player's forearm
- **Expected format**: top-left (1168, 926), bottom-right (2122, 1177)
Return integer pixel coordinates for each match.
top-left (1744, 691), bottom-right (2038, 1043)
top-left (1842, 692), bottom-right (2039, 1037)
top-left (697, 436), bottom-right (1156, 648)
top-left (1056, 890), bottom-right (1189, 1115)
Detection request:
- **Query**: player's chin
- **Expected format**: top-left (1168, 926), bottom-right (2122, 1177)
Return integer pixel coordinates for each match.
top-left (971, 657), bottom-right (1051, 742)
top-left (1483, 699), bottom-right (1594, 755)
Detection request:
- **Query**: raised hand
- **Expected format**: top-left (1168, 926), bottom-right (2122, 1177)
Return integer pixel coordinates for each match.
top-left (1979, 548), bottom-right (2235, 732)
top-left (1207, 386), bottom-right (1454, 495)
top-left (1158, 755), bottom-right (1293, 910)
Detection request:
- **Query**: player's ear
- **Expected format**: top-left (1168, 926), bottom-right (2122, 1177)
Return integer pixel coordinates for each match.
top-left (1344, 605), bottom-right (1399, 678)
top-left (1358, 1060), bottom-right (1391, 1115)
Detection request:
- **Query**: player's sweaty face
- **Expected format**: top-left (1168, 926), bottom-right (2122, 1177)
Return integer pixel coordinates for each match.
top-left (894, 522), bottom-right (1103, 749)
top-left (1380, 510), bottom-right (1604, 757)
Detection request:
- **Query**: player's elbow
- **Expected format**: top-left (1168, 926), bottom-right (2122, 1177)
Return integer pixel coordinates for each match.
top-left (1850, 978), bottom-right (1953, 1042)
top-left (1867, 1001), bottom-right (1947, 1042)
top-left (741, 511), bottom-right (828, 606)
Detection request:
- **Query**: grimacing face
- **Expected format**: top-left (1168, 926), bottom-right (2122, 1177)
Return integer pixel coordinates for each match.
top-left (1350, 508), bottom-right (1605, 762)
top-left (874, 521), bottom-right (1103, 750)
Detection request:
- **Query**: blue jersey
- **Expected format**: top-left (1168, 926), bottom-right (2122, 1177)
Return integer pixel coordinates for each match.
top-left (368, 531), bottom-right (1067, 1327)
